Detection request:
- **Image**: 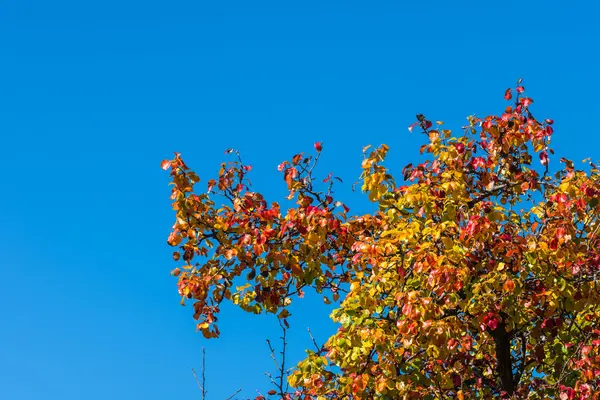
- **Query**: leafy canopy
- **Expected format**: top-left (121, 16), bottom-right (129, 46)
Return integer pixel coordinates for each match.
top-left (163, 83), bottom-right (600, 399)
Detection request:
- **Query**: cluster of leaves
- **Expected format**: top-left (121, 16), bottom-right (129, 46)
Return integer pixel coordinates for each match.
top-left (163, 83), bottom-right (600, 398)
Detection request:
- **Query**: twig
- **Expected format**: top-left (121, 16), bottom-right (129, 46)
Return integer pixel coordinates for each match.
top-left (265, 320), bottom-right (290, 396)
top-left (265, 339), bottom-right (280, 372)
top-left (279, 320), bottom-right (288, 394)
top-left (202, 348), bottom-right (206, 399)
top-left (224, 388), bottom-right (242, 400)
top-left (191, 368), bottom-right (204, 395)
top-left (192, 348), bottom-right (207, 399)
top-left (307, 328), bottom-right (324, 354)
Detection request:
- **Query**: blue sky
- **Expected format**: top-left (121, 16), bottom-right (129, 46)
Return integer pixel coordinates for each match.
top-left (1, 1), bottom-right (599, 398)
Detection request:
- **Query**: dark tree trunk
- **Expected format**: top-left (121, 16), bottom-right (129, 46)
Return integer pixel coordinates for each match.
top-left (489, 321), bottom-right (515, 395)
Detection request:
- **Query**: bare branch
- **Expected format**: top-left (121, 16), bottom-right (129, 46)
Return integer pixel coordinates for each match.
top-left (192, 348), bottom-right (209, 399)
top-left (307, 327), bottom-right (323, 353)
top-left (224, 388), bottom-right (242, 400)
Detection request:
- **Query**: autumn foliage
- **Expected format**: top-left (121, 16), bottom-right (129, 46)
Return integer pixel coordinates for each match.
top-left (163, 83), bottom-right (600, 399)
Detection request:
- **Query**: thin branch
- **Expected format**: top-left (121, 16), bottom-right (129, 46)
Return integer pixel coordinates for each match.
top-left (192, 348), bottom-right (210, 399)
top-left (191, 368), bottom-right (204, 396)
top-left (279, 320), bottom-right (288, 394)
top-left (265, 320), bottom-right (291, 396)
top-left (265, 339), bottom-right (281, 372)
top-left (307, 327), bottom-right (323, 353)
top-left (202, 347), bottom-right (206, 399)
top-left (467, 183), bottom-right (510, 209)
top-left (224, 388), bottom-right (242, 400)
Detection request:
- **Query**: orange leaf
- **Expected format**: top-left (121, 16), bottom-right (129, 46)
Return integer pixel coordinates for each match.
top-left (161, 159), bottom-right (171, 170)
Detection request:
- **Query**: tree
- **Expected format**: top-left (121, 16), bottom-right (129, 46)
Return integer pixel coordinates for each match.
top-left (162, 82), bottom-right (600, 399)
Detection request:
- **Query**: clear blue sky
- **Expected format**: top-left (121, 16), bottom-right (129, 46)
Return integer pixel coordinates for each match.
top-left (1, 1), bottom-right (598, 398)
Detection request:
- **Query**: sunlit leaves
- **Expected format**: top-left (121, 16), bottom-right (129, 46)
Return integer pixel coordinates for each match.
top-left (163, 82), bottom-right (600, 398)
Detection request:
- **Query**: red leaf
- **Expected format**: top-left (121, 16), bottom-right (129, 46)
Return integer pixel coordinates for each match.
top-left (516, 86), bottom-right (525, 93)
top-left (408, 122), bottom-right (419, 133)
top-left (314, 142), bottom-right (323, 152)
top-left (454, 142), bottom-right (465, 154)
top-left (540, 151), bottom-right (549, 166)
top-left (471, 157), bottom-right (486, 169)
top-left (504, 88), bottom-right (512, 100)
top-left (545, 118), bottom-right (554, 124)
top-left (453, 374), bottom-right (461, 387)
top-left (484, 313), bottom-right (499, 330)
top-left (447, 338), bottom-right (459, 350)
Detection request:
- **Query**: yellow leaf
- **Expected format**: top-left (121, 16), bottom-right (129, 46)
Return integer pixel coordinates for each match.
top-left (236, 283), bottom-right (251, 291)
top-left (198, 322), bottom-right (210, 330)
top-left (442, 236), bottom-right (453, 250)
